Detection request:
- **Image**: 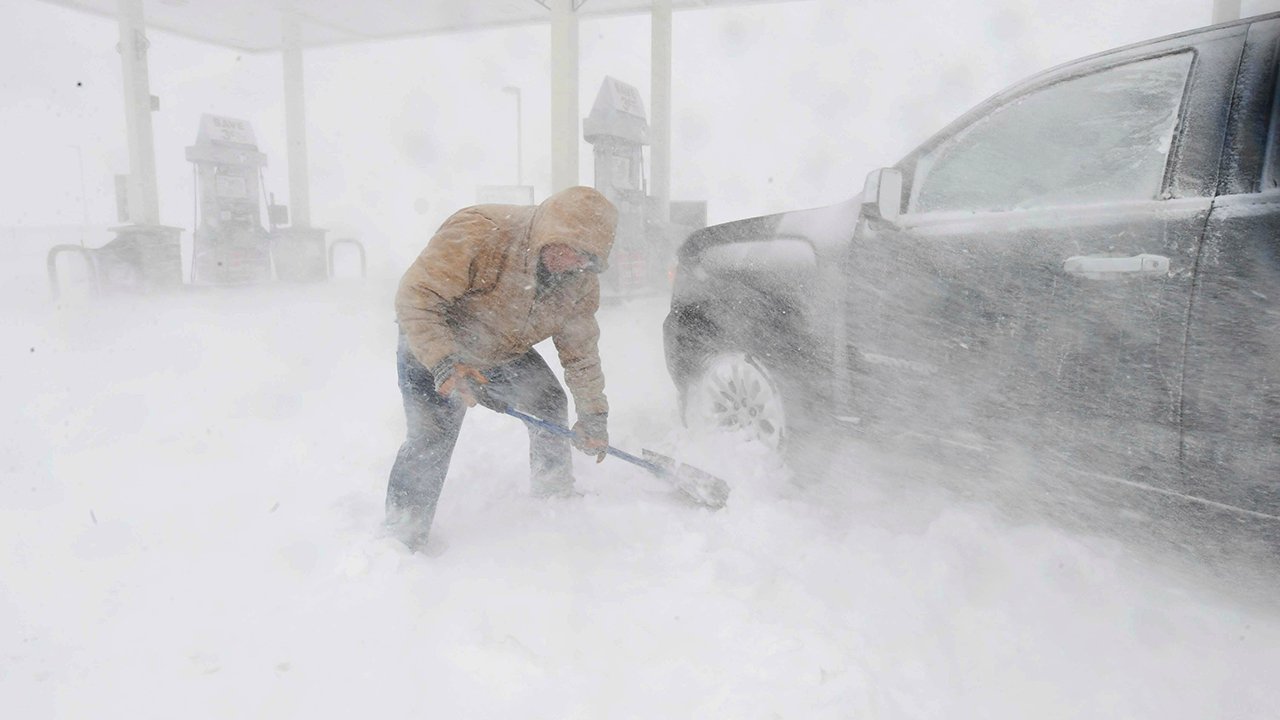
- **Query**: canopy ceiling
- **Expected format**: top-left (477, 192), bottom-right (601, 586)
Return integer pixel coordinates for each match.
top-left (40, 0), bottom-right (806, 52)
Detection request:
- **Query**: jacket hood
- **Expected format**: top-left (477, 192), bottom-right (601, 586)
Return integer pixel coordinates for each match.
top-left (530, 186), bottom-right (618, 270)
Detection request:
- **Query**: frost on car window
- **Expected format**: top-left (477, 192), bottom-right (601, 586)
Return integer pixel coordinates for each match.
top-left (910, 51), bottom-right (1193, 214)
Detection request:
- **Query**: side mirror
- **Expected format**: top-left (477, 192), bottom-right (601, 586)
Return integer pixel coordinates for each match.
top-left (861, 167), bottom-right (903, 223)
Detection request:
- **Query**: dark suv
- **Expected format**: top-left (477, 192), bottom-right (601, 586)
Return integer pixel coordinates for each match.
top-left (664, 15), bottom-right (1280, 543)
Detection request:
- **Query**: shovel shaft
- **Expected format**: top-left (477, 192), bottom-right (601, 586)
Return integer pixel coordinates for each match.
top-left (490, 403), bottom-right (730, 510)
top-left (500, 406), bottom-right (665, 476)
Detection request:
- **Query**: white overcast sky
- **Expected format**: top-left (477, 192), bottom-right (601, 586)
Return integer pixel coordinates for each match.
top-left (2, 0), bottom-right (1279, 258)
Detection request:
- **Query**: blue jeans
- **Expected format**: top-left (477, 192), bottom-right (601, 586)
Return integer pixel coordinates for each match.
top-left (386, 335), bottom-right (574, 544)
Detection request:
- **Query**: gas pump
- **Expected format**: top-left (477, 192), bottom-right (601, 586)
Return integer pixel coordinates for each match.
top-left (185, 114), bottom-right (273, 285)
top-left (46, 113), bottom-right (352, 298)
top-left (584, 77), bottom-right (660, 299)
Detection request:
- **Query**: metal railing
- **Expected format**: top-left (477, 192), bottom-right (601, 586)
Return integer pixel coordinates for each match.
top-left (45, 236), bottom-right (368, 297)
top-left (46, 245), bottom-right (99, 300)
top-left (328, 238), bottom-right (367, 279)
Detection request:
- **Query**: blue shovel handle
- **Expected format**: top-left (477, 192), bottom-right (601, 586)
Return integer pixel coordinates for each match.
top-left (498, 405), bottom-right (665, 475)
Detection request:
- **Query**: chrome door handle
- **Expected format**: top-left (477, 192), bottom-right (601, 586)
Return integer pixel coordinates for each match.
top-left (1063, 253), bottom-right (1170, 279)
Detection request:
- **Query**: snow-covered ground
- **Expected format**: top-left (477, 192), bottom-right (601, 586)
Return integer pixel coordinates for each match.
top-left (4, 277), bottom-right (1280, 719)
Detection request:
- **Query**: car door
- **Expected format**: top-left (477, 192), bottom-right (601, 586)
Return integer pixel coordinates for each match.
top-left (1182, 18), bottom-right (1280, 524)
top-left (843, 26), bottom-right (1245, 497)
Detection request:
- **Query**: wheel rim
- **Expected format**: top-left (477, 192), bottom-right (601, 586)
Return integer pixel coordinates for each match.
top-left (686, 353), bottom-right (786, 451)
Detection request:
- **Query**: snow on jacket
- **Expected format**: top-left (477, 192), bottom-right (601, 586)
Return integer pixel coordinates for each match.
top-left (395, 186), bottom-right (618, 416)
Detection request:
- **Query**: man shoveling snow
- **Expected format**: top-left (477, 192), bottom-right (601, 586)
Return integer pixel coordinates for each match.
top-left (387, 186), bottom-right (619, 551)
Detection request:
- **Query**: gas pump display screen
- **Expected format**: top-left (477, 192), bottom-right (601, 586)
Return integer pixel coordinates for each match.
top-left (215, 174), bottom-right (249, 199)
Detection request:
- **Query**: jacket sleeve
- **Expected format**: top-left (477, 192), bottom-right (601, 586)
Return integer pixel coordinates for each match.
top-left (395, 210), bottom-right (496, 369)
top-left (553, 280), bottom-right (609, 417)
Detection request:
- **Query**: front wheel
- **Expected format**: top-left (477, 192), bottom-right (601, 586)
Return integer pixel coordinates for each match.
top-left (683, 352), bottom-right (790, 452)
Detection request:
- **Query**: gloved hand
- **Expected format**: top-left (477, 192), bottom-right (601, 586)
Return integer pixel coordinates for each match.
top-left (572, 413), bottom-right (609, 463)
top-left (433, 359), bottom-right (489, 407)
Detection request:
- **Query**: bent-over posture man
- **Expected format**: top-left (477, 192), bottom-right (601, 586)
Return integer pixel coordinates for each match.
top-left (388, 186), bottom-right (618, 549)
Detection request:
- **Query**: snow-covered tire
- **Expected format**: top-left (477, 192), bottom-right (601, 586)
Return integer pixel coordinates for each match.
top-left (681, 351), bottom-right (835, 479)
top-left (683, 352), bottom-right (789, 451)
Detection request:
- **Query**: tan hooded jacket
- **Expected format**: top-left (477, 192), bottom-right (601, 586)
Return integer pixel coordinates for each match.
top-left (395, 186), bottom-right (618, 416)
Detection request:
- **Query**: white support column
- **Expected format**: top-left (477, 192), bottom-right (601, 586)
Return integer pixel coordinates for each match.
top-left (117, 0), bottom-right (160, 225)
top-left (1212, 0), bottom-right (1241, 23)
top-left (283, 13), bottom-right (312, 227)
top-left (650, 0), bottom-right (673, 222)
top-left (550, 0), bottom-right (580, 192)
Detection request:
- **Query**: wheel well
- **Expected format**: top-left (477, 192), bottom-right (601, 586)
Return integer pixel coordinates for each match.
top-left (668, 304), bottom-right (830, 423)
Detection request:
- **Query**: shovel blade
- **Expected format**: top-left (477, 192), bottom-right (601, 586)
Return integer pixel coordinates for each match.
top-left (641, 449), bottom-right (731, 509)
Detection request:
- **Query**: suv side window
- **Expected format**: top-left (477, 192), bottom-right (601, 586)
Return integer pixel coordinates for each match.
top-left (909, 52), bottom-right (1194, 214)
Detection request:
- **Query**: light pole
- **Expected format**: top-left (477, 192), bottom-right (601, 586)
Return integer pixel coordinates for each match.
top-left (1212, 0), bottom-right (1241, 23)
top-left (502, 85), bottom-right (523, 186)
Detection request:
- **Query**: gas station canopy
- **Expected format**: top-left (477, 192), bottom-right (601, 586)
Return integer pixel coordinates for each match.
top-left (41, 0), bottom-right (790, 52)
top-left (38, 0), bottom-right (807, 293)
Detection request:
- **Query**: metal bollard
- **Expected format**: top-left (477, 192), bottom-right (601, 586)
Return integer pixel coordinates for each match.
top-left (47, 245), bottom-right (99, 300)
top-left (328, 238), bottom-right (367, 279)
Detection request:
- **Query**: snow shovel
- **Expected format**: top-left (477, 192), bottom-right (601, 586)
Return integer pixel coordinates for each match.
top-left (492, 405), bottom-right (730, 509)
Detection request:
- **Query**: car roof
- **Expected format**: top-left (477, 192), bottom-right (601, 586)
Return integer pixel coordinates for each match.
top-left (1034, 11), bottom-right (1278, 80)
top-left (894, 11), bottom-right (1279, 169)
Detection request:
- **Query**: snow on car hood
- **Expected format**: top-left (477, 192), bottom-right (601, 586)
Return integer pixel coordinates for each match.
top-left (679, 194), bottom-right (864, 263)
